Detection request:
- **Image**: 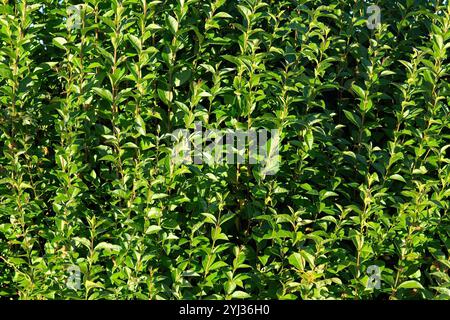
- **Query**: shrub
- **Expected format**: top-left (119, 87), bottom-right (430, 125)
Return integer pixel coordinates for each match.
top-left (0, 0), bottom-right (449, 300)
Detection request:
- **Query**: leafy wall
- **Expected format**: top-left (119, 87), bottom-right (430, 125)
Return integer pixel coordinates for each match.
top-left (0, 0), bottom-right (449, 299)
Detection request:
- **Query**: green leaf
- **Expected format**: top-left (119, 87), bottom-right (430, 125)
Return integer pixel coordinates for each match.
top-left (209, 261), bottom-right (228, 271)
top-left (231, 291), bottom-right (251, 299)
top-left (146, 225), bottom-right (162, 234)
top-left (157, 89), bottom-right (172, 105)
top-left (128, 34), bottom-right (142, 52)
top-left (73, 237), bottom-right (91, 249)
top-left (398, 280), bottom-right (424, 290)
top-left (93, 87), bottom-right (113, 103)
top-left (167, 15), bottom-right (178, 35)
top-left (288, 253), bottom-right (305, 271)
top-left (343, 110), bottom-right (362, 127)
top-left (95, 242), bottom-right (122, 253)
top-left (85, 281), bottom-right (104, 290)
top-left (214, 12), bottom-right (233, 19)
top-left (237, 5), bottom-right (251, 20)
top-left (52, 37), bottom-right (67, 49)
top-left (351, 83), bottom-right (366, 99)
top-left (389, 174), bottom-right (406, 183)
top-left (135, 114), bottom-right (146, 136)
top-left (174, 69), bottom-right (191, 87)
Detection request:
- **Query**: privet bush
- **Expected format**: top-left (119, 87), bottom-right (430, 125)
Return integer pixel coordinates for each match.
top-left (0, 0), bottom-right (449, 300)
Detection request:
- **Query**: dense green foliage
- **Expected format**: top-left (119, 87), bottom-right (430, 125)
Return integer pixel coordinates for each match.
top-left (0, 0), bottom-right (449, 300)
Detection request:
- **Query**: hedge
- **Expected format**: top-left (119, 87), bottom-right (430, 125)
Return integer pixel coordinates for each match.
top-left (0, 0), bottom-right (449, 300)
